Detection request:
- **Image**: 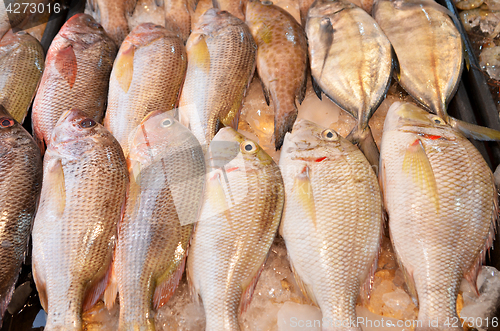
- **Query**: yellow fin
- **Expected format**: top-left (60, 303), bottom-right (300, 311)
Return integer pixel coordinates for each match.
top-left (207, 171), bottom-right (229, 218)
top-left (188, 34), bottom-right (210, 74)
top-left (294, 166), bottom-right (317, 228)
top-left (258, 23), bottom-right (272, 44)
top-left (114, 44), bottom-right (135, 93)
top-left (402, 138), bottom-right (439, 212)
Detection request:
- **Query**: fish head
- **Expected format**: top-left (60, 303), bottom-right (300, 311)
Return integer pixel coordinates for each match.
top-left (0, 105), bottom-right (26, 152)
top-left (208, 127), bottom-right (274, 173)
top-left (281, 119), bottom-right (354, 162)
top-left (49, 109), bottom-right (116, 157)
top-left (195, 8), bottom-right (244, 36)
top-left (0, 29), bottom-right (39, 54)
top-left (128, 110), bottom-right (202, 167)
top-left (58, 14), bottom-right (113, 47)
top-left (384, 102), bottom-right (455, 138)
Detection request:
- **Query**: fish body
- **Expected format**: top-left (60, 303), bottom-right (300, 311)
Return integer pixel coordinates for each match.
top-left (178, 8), bottom-right (256, 148)
top-left (379, 102), bottom-right (497, 330)
top-left (87, 0), bottom-right (137, 45)
top-left (246, 0), bottom-right (308, 150)
top-left (32, 13), bottom-right (116, 153)
top-left (164, 0), bottom-right (196, 42)
top-left (279, 119), bottom-right (382, 330)
top-left (103, 23), bottom-right (187, 158)
top-left (187, 128), bottom-right (284, 331)
top-left (32, 109), bottom-right (128, 331)
top-left (0, 29), bottom-right (44, 123)
top-left (0, 105), bottom-right (42, 327)
top-left (213, 0), bottom-right (246, 20)
top-left (306, 0), bottom-right (392, 165)
top-left (372, 0), bottom-right (461, 121)
top-left (115, 111), bottom-right (205, 330)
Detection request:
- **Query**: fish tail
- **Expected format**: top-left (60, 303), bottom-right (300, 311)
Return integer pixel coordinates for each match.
top-left (347, 125), bottom-right (380, 171)
top-left (118, 313), bottom-right (155, 331)
top-left (449, 116), bottom-right (500, 141)
top-left (274, 99), bottom-right (298, 150)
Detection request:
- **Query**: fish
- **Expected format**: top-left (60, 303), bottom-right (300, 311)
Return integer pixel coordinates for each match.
top-left (112, 111), bottom-right (205, 330)
top-left (187, 127), bottom-right (284, 331)
top-left (31, 109), bottom-right (128, 331)
top-left (306, 0), bottom-right (392, 166)
top-left (212, 0), bottom-right (246, 20)
top-left (279, 118), bottom-right (382, 329)
top-left (0, 29), bottom-right (44, 123)
top-left (191, 0), bottom-right (213, 29)
top-left (178, 8), bottom-right (256, 148)
top-left (162, 0), bottom-right (198, 42)
top-left (103, 23), bottom-right (187, 158)
top-left (87, 0), bottom-right (137, 45)
top-left (298, 0), bottom-right (314, 25)
top-left (32, 13), bottom-right (116, 153)
top-left (372, 0), bottom-right (500, 141)
top-left (0, 105), bottom-right (43, 328)
top-left (379, 102), bottom-right (497, 330)
top-left (246, 0), bottom-right (308, 150)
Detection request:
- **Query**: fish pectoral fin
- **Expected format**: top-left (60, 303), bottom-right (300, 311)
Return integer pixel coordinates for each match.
top-left (293, 165), bottom-right (317, 227)
top-left (402, 138), bottom-right (439, 212)
top-left (114, 43), bottom-right (136, 93)
top-left (45, 157), bottom-right (66, 217)
top-left (32, 260), bottom-right (48, 311)
top-left (449, 117), bottom-right (500, 141)
top-left (288, 257), bottom-right (318, 306)
top-left (55, 45), bottom-right (77, 89)
top-left (188, 33), bottom-right (210, 73)
top-left (258, 23), bottom-right (273, 44)
top-left (103, 263), bottom-right (118, 310)
top-left (239, 252), bottom-right (269, 315)
top-left (153, 257), bottom-right (187, 309)
top-left (83, 261), bottom-right (114, 312)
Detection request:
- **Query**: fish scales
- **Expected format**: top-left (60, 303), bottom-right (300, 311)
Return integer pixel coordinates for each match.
top-left (279, 119), bottom-right (382, 330)
top-left (32, 13), bottom-right (116, 153)
top-left (380, 103), bottom-right (497, 330)
top-left (104, 23), bottom-right (187, 158)
top-left (32, 109), bottom-right (128, 331)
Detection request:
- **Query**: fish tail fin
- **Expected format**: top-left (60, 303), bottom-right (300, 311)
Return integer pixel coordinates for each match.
top-left (103, 263), bottom-right (118, 310)
top-left (83, 261), bottom-right (113, 312)
top-left (274, 99), bottom-right (298, 150)
top-left (347, 125), bottom-right (380, 170)
top-left (449, 116), bottom-right (500, 141)
top-left (239, 251), bottom-right (269, 315)
top-left (153, 257), bottom-right (187, 309)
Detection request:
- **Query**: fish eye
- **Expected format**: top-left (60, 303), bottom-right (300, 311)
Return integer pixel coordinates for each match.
top-left (162, 118), bottom-right (173, 127)
top-left (241, 141), bottom-right (258, 153)
top-left (262, 0), bottom-right (273, 5)
top-left (321, 129), bottom-right (338, 141)
top-left (79, 118), bottom-right (96, 128)
top-left (431, 116), bottom-right (445, 125)
top-left (0, 117), bottom-right (14, 128)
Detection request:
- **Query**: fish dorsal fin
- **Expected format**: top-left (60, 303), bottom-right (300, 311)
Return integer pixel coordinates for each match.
top-left (114, 43), bottom-right (135, 93)
top-left (55, 45), bottom-right (77, 89)
top-left (288, 254), bottom-right (318, 305)
top-left (294, 165), bottom-right (317, 228)
top-left (103, 262), bottom-right (118, 310)
top-left (82, 261), bottom-right (113, 312)
top-left (402, 138), bottom-right (439, 213)
top-left (239, 251), bottom-right (269, 314)
top-left (153, 256), bottom-right (187, 309)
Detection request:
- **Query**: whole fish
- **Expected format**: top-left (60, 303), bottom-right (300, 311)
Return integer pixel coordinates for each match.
top-left (279, 118), bottom-right (382, 330)
top-left (103, 23), bottom-right (187, 158)
top-left (0, 29), bottom-right (44, 123)
top-left (32, 109), bottom-right (128, 331)
top-left (306, 0), bottom-right (392, 166)
top-left (372, 0), bottom-right (500, 140)
top-left (162, 0), bottom-right (198, 42)
top-left (246, 0), bottom-right (308, 150)
top-left (32, 13), bottom-right (116, 153)
top-left (0, 105), bottom-right (42, 327)
top-left (213, 0), bottom-right (246, 20)
top-left (178, 8), bottom-right (256, 148)
top-left (379, 102), bottom-right (497, 330)
top-left (187, 127), bottom-right (284, 331)
top-left (87, 0), bottom-right (137, 45)
top-left (113, 111), bottom-right (205, 330)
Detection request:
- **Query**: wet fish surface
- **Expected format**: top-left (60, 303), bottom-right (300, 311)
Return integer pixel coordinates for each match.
top-left (187, 127), bottom-right (284, 331)
top-left (279, 118), bottom-right (382, 330)
top-left (306, 0), bottom-right (392, 166)
top-left (114, 111), bottom-right (205, 330)
top-left (0, 29), bottom-right (44, 123)
top-left (0, 105), bottom-right (42, 328)
top-left (86, 0), bottom-right (137, 45)
top-left (103, 23), bottom-right (187, 158)
top-left (163, 0), bottom-right (197, 42)
top-left (178, 8), bottom-right (256, 148)
top-left (246, 0), bottom-right (308, 150)
top-left (32, 109), bottom-right (128, 331)
top-left (379, 102), bottom-right (497, 330)
top-left (32, 13), bottom-right (116, 153)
